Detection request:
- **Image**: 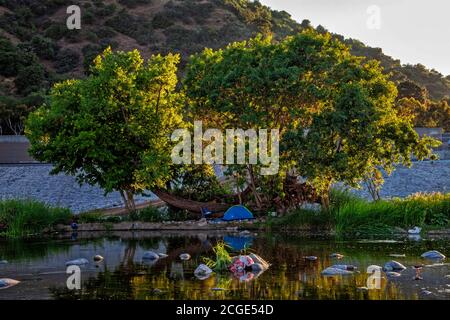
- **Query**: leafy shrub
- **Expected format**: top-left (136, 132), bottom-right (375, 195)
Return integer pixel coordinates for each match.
top-left (44, 24), bottom-right (68, 40)
top-left (14, 63), bottom-right (46, 94)
top-left (94, 26), bottom-right (117, 39)
top-left (27, 35), bottom-right (59, 59)
top-left (152, 12), bottom-right (175, 29)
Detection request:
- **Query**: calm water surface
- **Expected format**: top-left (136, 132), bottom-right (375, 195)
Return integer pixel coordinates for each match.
top-left (0, 231), bottom-right (449, 300)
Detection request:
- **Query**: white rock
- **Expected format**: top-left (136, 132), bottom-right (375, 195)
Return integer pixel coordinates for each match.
top-left (142, 251), bottom-right (160, 260)
top-left (383, 261), bottom-right (406, 271)
top-left (0, 278), bottom-right (20, 290)
top-left (180, 253), bottom-right (191, 261)
top-left (194, 264), bottom-right (213, 279)
top-left (421, 250), bottom-right (446, 260)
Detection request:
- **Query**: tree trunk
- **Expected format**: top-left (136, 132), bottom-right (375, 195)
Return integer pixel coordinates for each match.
top-left (247, 165), bottom-right (263, 209)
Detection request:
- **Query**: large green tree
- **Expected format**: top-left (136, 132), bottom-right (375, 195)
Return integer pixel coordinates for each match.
top-left (185, 30), bottom-right (438, 210)
top-left (26, 48), bottom-right (183, 210)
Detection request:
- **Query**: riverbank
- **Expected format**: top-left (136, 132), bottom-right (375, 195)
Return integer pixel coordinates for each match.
top-left (1, 161), bottom-right (449, 213)
top-left (1, 191), bottom-right (449, 239)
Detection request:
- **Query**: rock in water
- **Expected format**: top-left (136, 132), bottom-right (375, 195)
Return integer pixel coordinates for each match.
top-left (157, 253), bottom-right (168, 258)
top-left (383, 261), bottom-right (406, 271)
top-left (93, 255), bottom-right (104, 262)
top-left (386, 272), bottom-right (402, 278)
top-left (65, 258), bottom-right (89, 266)
top-left (194, 264), bottom-right (213, 280)
top-left (330, 253), bottom-right (344, 259)
top-left (421, 250), bottom-right (446, 260)
top-left (0, 260), bottom-right (8, 265)
top-left (251, 263), bottom-right (265, 272)
top-left (0, 278), bottom-right (20, 290)
top-left (249, 253), bottom-right (270, 270)
top-left (304, 256), bottom-right (318, 261)
top-left (331, 264), bottom-right (357, 271)
top-left (142, 251), bottom-right (160, 260)
top-left (180, 253), bottom-right (191, 261)
top-left (321, 267), bottom-right (354, 276)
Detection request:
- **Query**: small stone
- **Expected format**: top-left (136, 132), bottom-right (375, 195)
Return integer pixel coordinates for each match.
top-left (65, 258), bottom-right (89, 266)
top-left (386, 272), bottom-right (402, 278)
top-left (383, 261), bottom-right (406, 271)
top-left (180, 253), bottom-right (191, 261)
top-left (142, 251), bottom-right (160, 260)
top-left (332, 264), bottom-right (357, 271)
top-left (0, 278), bottom-right (20, 290)
top-left (421, 250), bottom-right (446, 260)
top-left (194, 264), bottom-right (213, 279)
top-left (93, 255), bottom-right (104, 262)
top-left (304, 256), bottom-right (318, 261)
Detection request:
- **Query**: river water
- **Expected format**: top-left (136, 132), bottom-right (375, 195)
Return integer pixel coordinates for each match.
top-left (0, 231), bottom-right (449, 300)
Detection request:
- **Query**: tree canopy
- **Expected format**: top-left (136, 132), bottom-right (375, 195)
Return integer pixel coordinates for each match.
top-left (26, 48), bottom-right (183, 210)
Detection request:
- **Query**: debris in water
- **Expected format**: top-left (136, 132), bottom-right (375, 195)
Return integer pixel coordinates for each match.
top-left (142, 251), bottom-right (160, 260)
top-left (180, 253), bottom-right (191, 261)
top-left (65, 258), bottom-right (89, 266)
top-left (421, 250), bottom-right (446, 260)
top-left (93, 255), bottom-right (104, 262)
top-left (0, 278), bottom-right (20, 290)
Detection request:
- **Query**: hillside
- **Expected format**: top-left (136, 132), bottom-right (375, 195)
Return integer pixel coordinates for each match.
top-left (0, 0), bottom-right (449, 134)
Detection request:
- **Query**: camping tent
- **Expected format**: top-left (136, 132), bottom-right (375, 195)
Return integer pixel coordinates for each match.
top-left (221, 205), bottom-right (254, 221)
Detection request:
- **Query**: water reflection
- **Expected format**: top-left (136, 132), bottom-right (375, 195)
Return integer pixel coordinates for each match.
top-left (0, 232), bottom-right (449, 300)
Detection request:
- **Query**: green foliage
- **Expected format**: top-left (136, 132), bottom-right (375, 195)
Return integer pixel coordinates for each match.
top-left (0, 199), bottom-right (72, 238)
top-left (27, 35), bottom-right (59, 59)
top-left (118, 0), bottom-right (154, 8)
top-left (105, 10), bottom-right (155, 45)
top-left (77, 211), bottom-right (104, 223)
top-left (26, 48), bottom-right (184, 210)
top-left (55, 48), bottom-right (80, 73)
top-left (15, 63), bottom-right (46, 95)
top-left (185, 30), bottom-right (438, 209)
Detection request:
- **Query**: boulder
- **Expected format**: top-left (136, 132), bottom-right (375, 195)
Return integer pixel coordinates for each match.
top-left (383, 261), bottom-right (406, 271)
top-left (180, 253), bottom-right (191, 261)
top-left (421, 250), bottom-right (446, 260)
top-left (65, 258), bottom-right (89, 266)
top-left (0, 278), bottom-right (20, 290)
top-left (142, 251), bottom-right (160, 260)
top-left (321, 267), bottom-right (354, 276)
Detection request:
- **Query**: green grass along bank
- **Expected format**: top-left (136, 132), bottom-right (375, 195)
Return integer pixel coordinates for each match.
top-left (1, 191), bottom-right (449, 239)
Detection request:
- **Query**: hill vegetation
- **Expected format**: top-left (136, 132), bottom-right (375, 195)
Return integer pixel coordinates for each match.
top-left (1, 0), bottom-right (449, 134)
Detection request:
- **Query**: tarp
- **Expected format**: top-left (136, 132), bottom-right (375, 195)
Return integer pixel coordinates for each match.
top-left (222, 205), bottom-right (254, 221)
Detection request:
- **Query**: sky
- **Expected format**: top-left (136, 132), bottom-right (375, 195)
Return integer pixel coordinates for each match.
top-left (260, 0), bottom-right (450, 76)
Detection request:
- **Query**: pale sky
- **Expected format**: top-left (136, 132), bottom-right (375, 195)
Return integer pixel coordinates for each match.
top-left (260, 0), bottom-right (450, 76)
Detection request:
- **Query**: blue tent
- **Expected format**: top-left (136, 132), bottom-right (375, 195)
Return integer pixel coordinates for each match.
top-left (222, 205), bottom-right (254, 221)
top-left (224, 235), bottom-right (254, 251)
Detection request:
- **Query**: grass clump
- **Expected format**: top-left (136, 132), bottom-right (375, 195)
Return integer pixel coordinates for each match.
top-left (0, 199), bottom-right (72, 238)
top-left (203, 241), bottom-right (232, 272)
